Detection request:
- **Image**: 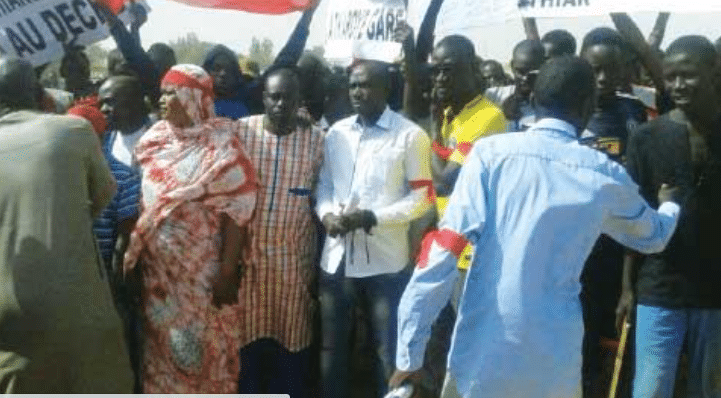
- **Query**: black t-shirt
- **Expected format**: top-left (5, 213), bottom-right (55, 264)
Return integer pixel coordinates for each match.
top-left (582, 95), bottom-right (647, 162)
top-left (626, 114), bottom-right (721, 308)
top-left (580, 96), bottom-right (647, 335)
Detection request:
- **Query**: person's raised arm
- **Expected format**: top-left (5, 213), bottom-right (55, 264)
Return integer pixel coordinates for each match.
top-left (522, 17), bottom-right (540, 41)
top-left (394, 21), bottom-right (423, 121)
top-left (128, 2), bottom-right (148, 48)
top-left (93, 1), bottom-right (159, 100)
top-left (610, 13), bottom-right (664, 95)
top-left (647, 12), bottom-right (670, 51)
top-left (272, 0), bottom-right (320, 68)
top-left (415, 0), bottom-right (445, 64)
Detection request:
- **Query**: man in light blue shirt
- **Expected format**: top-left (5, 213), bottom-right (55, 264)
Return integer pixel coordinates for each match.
top-left (390, 56), bottom-right (682, 398)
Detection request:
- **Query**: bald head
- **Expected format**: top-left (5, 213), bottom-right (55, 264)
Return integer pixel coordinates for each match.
top-left (435, 35), bottom-right (476, 63)
top-left (512, 40), bottom-right (545, 67)
top-left (98, 75), bottom-right (147, 131)
top-left (432, 35), bottom-right (480, 108)
top-left (350, 60), bottom-right (389, 90)
top-left (0, 57), bottom-right (37, 112)
top-left (349, 60), bottom-right (390, 122)
top-left (511, 40), bottom-right (545, 97)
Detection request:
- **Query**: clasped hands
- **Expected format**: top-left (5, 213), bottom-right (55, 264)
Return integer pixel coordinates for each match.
top-left (322, 210), bottom-right (377, 238)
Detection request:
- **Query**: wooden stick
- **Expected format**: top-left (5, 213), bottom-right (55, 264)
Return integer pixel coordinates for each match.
top-left (608, 318), bottom-right (631, 398)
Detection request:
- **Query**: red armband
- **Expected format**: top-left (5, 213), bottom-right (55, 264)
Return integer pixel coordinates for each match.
top-left (432, 141), bottom-right (453, 160)
top-left (456, 142), bottom-right (473, 156)
top-left (409, 179), bottom-right (437, 204)
top-left (416, 228), bottom-right (469, 269)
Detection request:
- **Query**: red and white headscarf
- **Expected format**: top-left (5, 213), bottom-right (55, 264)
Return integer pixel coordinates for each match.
top-left (161, 64), bottom-right (216, 124)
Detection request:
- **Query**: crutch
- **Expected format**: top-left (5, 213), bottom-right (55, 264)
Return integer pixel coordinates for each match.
top-left (608, 317), bottom-right (631, 398)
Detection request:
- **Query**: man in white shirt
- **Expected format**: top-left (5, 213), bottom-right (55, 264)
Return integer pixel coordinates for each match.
top-left (316, 60), bottom-right (433, 398)
top-left (98, 76), bottom-right (152, 169)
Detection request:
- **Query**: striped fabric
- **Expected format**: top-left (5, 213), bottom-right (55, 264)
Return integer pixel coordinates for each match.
top-left (93, 133), bottom-right (141, 269)
top-left (235, 114), bottom-right (324, 351)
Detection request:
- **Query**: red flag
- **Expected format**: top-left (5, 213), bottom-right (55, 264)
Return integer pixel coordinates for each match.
top-left (170, 0), bottom-right (316, 14)
top-left (96, 0), bottom-right (126, 14)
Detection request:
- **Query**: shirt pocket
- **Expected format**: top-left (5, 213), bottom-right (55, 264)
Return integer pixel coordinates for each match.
top-left (367, 146), bottom-right (405, 191)
top-left (288, 187), bottom-right (312, 197)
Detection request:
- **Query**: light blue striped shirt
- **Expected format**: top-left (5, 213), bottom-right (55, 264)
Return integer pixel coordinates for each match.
top-left (396, 118), bottom-right (680, 398)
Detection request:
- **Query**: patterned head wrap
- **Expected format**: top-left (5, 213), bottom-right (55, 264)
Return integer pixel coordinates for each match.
top-left (161, 64), bottom-right (216, 125)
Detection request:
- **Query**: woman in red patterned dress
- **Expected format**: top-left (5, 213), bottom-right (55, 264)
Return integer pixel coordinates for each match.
top-left (123, 64), bottom-right (258, 393)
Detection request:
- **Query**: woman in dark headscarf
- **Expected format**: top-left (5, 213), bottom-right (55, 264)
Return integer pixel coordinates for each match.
top-left (202, 45), bottom-right (255, 119)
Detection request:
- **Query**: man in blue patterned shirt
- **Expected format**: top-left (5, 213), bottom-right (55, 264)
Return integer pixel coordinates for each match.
top-left (93, 75), bottom-right (145, 394)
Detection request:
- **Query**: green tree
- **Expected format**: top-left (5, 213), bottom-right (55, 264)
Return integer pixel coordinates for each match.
top-left (248, 36), bottom-right (274, 71)
top-left (85, 43), bottom-right (110, 81)
top-left (169, 33), bottom-right (215, 65)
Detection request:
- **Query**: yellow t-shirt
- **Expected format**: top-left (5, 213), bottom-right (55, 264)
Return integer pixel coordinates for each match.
top-left (436, 95), bottom-right (506, 269)
top-left (436, 95), bottom-right (506, 214)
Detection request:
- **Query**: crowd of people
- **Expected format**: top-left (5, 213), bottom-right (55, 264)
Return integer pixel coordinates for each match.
top-left (0, 0), bottom-right (719, 397)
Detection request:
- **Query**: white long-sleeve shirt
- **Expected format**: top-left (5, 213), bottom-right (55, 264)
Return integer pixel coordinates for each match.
top-left (316, 107), bottom-right (433, 278)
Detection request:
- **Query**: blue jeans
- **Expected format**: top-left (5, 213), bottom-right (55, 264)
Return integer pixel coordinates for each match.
top-left (320, 264), bottom-right (411, 398)
top-left (634, 305), bottom-right (721, 398)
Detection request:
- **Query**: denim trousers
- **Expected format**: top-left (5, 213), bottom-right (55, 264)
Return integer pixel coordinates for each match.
top-left (634, 304), bottom-right (721, 398)
top-left (320, 263), bottom-right (411, 398)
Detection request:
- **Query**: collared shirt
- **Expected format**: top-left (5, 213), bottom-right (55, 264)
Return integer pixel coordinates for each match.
top-left (484, 85), bottom-right (536, 131)
top-left (396, 118), bottom-right (680, 398)
top-left (316, 107), bottom-right (433, 278)
top-left (109, 120), bottom-right (151, 169)
top-left (436, 94), bottom-right (506, 215)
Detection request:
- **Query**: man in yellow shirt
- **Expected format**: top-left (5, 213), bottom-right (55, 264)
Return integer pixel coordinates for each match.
top-left (429, 35), bottom-right (507, 270)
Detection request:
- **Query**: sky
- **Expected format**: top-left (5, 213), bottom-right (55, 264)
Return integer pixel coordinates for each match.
top-left (98, 0), bottom-right (721, 63)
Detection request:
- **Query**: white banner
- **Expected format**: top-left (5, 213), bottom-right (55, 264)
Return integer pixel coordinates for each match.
top-left (325, 0), bottom-right (406, 65)
top-left (409, 0), bottom-right (721, 43)
top-left (0, 0), bottom-right (110, 66)
top-left (518, 0), bottom-right (721, 18)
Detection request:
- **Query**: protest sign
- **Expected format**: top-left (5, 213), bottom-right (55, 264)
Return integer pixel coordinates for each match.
top-left (518, 0), bottom-right (721, 18)
top-left (0, 0), bottom-right (110, 66)
top-left (325, 0), bottom-right (406, 65)
top-left (409, 0), bottom-right (721, 42)
top-left (169, 0), bottom-right (316, 14)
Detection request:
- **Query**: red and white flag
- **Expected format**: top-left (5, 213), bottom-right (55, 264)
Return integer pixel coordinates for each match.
top-left (168, 0), bottom-right (316, 14)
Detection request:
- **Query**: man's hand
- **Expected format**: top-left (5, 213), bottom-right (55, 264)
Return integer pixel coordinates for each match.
top-left (657, 183), bottom-right (680, 204)
top-left (389, 369), bottom-right (419, 389)
top-left (211, 263), bottom-right (240, 308)
top-left (615, 289), bottom-right (635, 336)
top-left (128, 2), bottom-right (148, 29)
top-left (393, 21), bottom-right (414, 47)
top-left (389, 369), bottom-right (430, 398)
top-left (322, 213), bottom-right (347, 237)
top-left (342, 210), bottom-right (377, 233)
